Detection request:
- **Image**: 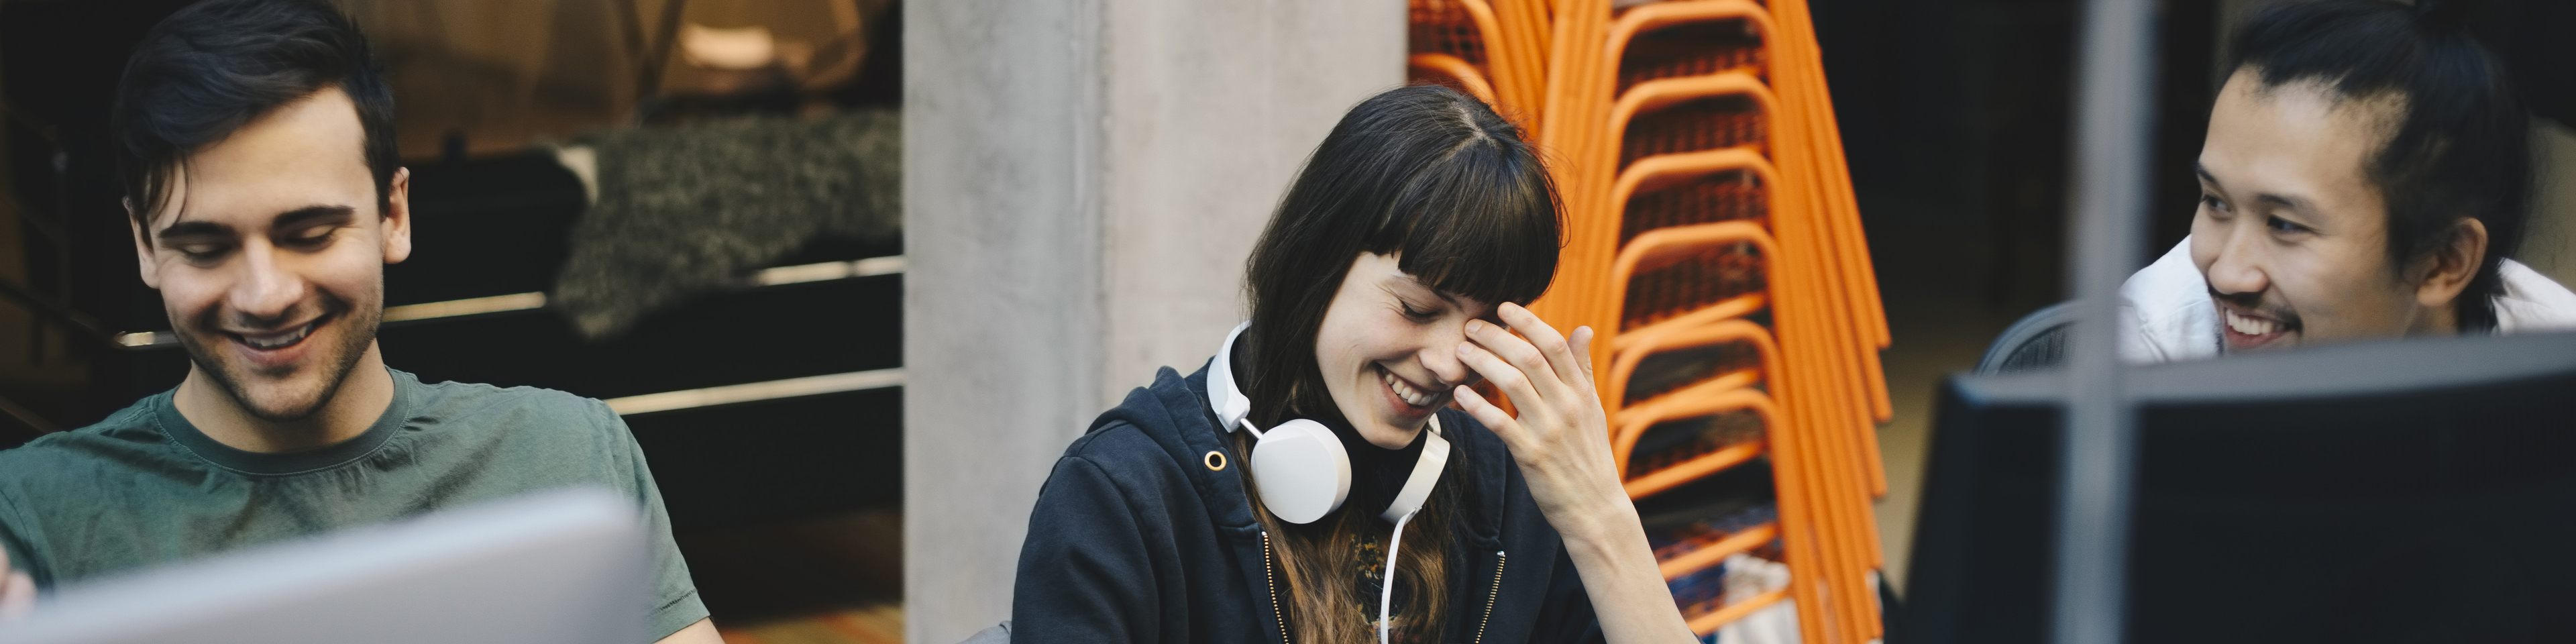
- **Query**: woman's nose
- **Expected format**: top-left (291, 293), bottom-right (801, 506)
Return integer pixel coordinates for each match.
top-left (1419, 325), bottom-right (1472, 386)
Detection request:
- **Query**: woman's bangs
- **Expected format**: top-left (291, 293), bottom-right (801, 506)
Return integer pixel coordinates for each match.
top-left (1382, 148), bottom-right (1564, 308)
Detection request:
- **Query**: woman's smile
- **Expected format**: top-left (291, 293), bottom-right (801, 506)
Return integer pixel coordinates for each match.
top-left (1316, 253), bottom-right (1491, 449)
top-left (1375, 362), bottom-right (1446, 415)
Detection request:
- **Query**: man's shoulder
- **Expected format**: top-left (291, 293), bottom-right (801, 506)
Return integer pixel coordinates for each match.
top-left (0, 394), bottom-right (186, 488)
top-left (2494, 260), bottom-right (2576, 333)
top-left (395, 374), bottom-right (638, 465)
top-left (2120, 238), bottom-right (2220, 363)
top-left (405, 374), bottom-right (618, 429)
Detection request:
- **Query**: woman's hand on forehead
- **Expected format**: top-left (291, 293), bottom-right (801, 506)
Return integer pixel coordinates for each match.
top-left (1448, 303), bottom-right (1629, 535)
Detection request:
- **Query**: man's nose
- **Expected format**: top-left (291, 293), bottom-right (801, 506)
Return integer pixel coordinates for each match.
top-left (2204, 230), bottom-right (2271, 297)
top-left (228, 241), bottom-right (307, 321)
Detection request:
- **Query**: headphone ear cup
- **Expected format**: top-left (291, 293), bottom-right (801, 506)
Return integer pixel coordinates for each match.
top-left (1248, 419), bottom-right (1352, 524)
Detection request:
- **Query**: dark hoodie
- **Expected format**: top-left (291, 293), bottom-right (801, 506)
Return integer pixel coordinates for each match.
top-left (1011, 362), bottom-right (1607, 644)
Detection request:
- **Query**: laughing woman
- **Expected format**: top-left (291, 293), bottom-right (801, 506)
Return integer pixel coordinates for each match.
top-left (1011, 86), bottom-right (1697, 644)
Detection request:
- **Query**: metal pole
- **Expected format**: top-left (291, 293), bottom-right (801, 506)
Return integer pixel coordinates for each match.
top-left (2055, 1), bottom-right (2157, 643)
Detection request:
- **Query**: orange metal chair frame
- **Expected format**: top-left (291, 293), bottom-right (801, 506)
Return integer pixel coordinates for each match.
top-left (1473, 1), bottom-right (1884, 639)
top-left (1601, 146), bottom-right (1780, 354)
top-left (1604, 220), bottom-right (1779, 356)
top-left (1613, 386), bottom-right (1774, 498)
top-left (1409, 52), bottom-right (1503, 106)
top-left (1603, 0), bottom-right (1777, 85)
top-left (1660, 521), bottom-right (1779, 580)
top-left (1607, 317), bottom-right (1778, 427)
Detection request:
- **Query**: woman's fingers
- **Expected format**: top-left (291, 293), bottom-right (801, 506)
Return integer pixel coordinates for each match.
top-left (1570, 325), bottom-right (1597, 382)
top-left (1497, 303), bottom-right (1590, 392)
top-left (1456, 341), bottom-right (1542, 413)
top-left (1464, 317), bottom-right (1556, 394)
top-left (1452, 384), bottom-right (1531, 451)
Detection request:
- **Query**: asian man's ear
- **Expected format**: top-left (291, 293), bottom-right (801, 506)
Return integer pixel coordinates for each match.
top-left (2412, 216), bottom-right (2489, 311)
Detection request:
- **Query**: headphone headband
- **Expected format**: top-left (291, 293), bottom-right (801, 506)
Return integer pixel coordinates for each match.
top-left (1208, 322), bottom-right (1254, 434)
top-left (1381, 415), bottom-right (1449, 523)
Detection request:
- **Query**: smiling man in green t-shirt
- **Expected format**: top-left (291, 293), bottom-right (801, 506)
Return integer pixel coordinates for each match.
top-left (0, 1), bottom-right (720, 641)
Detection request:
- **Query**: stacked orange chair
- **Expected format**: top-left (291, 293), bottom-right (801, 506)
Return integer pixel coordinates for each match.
top-left (1409, 1), bottom-right (1891, 642)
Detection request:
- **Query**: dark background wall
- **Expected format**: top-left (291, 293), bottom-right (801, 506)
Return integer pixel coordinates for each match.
top-left (1811, 0), bottom-right (2219, 315)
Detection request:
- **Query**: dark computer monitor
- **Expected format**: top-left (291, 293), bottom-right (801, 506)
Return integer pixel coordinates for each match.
top-left (1899, 330), bottom-right (2576, 644)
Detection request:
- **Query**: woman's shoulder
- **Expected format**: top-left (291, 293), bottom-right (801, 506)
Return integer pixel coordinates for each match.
top-left (1057, 418), bottom-right (1184, 476)
top-left (1056, 364), bottom-right (1230, 485)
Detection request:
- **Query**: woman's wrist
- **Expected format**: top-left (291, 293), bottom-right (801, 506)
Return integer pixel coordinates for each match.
top-left (1546, 487), bottom-right (1647, 551)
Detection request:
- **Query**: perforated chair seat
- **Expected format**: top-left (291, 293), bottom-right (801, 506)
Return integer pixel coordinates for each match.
top-left (1976, 301), bottom-right (2076, 374)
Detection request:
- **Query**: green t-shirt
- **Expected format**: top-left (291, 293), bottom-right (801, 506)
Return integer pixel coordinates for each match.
top-left (0, 369), bottom-right (709, 641)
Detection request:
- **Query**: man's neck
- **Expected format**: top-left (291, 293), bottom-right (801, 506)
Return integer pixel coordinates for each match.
top-left (173, 344), bottom-right (396, 453)
top-left (2409, 301), bottom-right (2462, 337)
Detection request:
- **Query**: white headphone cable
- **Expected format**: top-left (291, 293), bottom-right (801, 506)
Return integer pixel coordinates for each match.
top-left (1379, 508), bottom-right (1416, 644)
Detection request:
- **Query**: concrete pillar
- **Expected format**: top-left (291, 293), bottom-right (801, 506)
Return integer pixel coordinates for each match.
top-left (904, 1), bottom-right (1401, 642)
top-left (903, 0), bottom-right (1104, 639)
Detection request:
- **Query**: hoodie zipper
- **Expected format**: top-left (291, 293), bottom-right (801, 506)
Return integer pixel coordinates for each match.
top-left (1475, 550), bottom-right (1507, 644)
top-left (1264, 530), bottom-right (1290, 644)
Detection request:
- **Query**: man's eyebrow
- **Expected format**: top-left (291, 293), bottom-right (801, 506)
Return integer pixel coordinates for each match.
top-left (2196, 163), bottom-right (2312, 213)
top-left (156, 220), bottom-right (231, 241)
top-left (2251, 193), bottom-right (2316, 215)
top-left (273, 205), bottom-right (358, 229)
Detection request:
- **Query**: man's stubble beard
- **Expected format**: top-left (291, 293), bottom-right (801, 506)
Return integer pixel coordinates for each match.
top-left (173, 291), bottom-right (382, 423)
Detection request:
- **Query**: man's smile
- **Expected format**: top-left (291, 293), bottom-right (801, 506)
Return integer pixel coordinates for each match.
top-left (227, 317), bottom-right (322, 351)
top-left (2218, 303), bottom-right (2297, 351)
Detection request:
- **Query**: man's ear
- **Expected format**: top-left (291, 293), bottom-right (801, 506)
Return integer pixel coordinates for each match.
top-left (2412, 217), bottom-right (2489, 310)
top-left (381, 167), bottom-right (413, 264)
top-left (126, 199), bottom-right (160, 290)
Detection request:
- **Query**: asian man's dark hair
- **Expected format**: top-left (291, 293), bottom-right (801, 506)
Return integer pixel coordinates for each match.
top-left (2231, 0), bottom-right (2530, 330)
top-left (111, 0), bottom-right (398, 231)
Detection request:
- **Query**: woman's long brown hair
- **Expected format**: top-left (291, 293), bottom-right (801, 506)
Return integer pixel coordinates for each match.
top-left (1232, 85), bottom-right (1562, 643)
top-left (1233, 429), bottom-right (1464, 643)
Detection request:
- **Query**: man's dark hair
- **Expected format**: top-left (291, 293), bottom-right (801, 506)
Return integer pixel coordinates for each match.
top-left (2232, 0), bottom-right (2531, 330)
top-left (111, 0), bottom-right (398, 231)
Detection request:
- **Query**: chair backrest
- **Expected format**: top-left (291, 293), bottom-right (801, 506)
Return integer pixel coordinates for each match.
top-left (959, 621), bottom-right (1010, 644)
top-left (1975, 301), bottom-right (2076, 374)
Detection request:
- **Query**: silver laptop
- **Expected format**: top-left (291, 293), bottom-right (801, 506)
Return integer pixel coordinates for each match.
top-left (0, 487), bottom-right (647, 644)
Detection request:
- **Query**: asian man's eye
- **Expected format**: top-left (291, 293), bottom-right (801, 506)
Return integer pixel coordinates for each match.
top-left (2265, 215), bottom-right (2312, 235)
top-left (2198, 192), bottom-right (2228, 215)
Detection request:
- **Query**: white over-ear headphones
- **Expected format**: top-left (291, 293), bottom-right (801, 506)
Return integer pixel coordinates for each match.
top-left (1205, 321), bottom-right (1448, 644)
top-left (1205, 322), bottom-right (1450, 525)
